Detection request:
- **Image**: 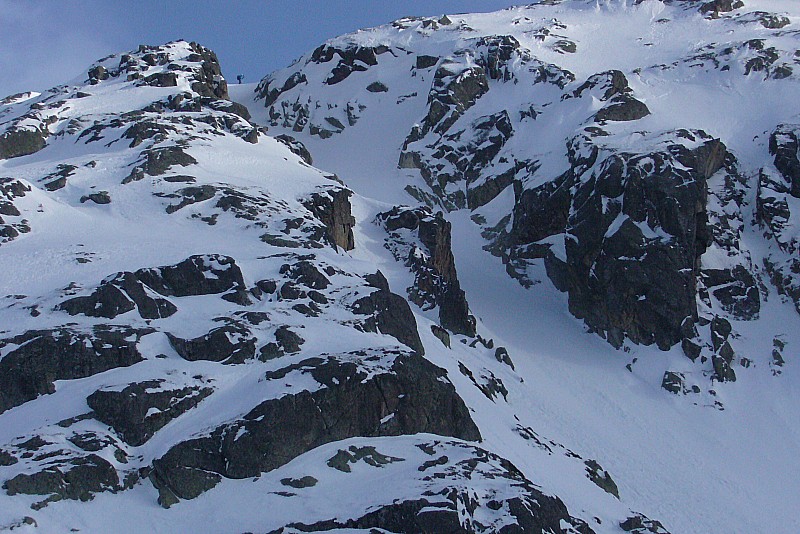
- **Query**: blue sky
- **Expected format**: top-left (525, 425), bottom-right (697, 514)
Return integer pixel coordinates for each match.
top-left (0, 0), bottom-right (522, 97)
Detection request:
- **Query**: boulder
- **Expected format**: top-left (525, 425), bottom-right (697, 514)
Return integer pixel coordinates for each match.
top-left (59, 271), bottom-right (177, 319)
top-left (135, 254), bottom-right (251, 305)
top-left (0, 128), bottom-right (47, 159)
top-left (167, 322), bottom-right (256, 364)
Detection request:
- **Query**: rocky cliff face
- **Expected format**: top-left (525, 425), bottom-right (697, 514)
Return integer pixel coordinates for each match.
top-left (3, 1), bottom-right (800, 532)
top-left (252, 0), bottom-right (799, 388)
top-left (0, 37), bottom-right (632, 533)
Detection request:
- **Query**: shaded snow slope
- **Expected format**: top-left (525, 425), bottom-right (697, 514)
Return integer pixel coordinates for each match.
top-left (232, 1), bottom-right (800, 532)
top-left (0, 38), bottom-right (634, 534)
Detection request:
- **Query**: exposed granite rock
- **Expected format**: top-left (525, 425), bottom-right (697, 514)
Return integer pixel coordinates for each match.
top-left (275, 134), bottom-right (313, 165)
top-left (58, 254), bottom-right (250, 320)
top-left (58, 271), bottom-right (177, 319)
top-left (0, 127), bottom-right (48, 159)
top-left (585, 459), bottom-right (619, 498)
top-left (308, 44), bottom-right (384, 85)
top-left (699, 0), bottom-right (745, 16)
top-left (758, 124), bottom-right (800, 312)
top-left (366, 81), bottom-right (389, 93)
top-left (167, 322), bottom-right (256, 364)
top-left (270, 441), bottom-right (593, 534)
top-left (620, 512), bottom-right (671, 533)
top-left (422, 60), bottom-right (489, 136)
top-left (80, 191), bottom-right (111, 204)
top-left (3, 454), bottom-right (119, 502)
top-left (501, 132), bottom-right (725, 349)
top-left (661, 371), bottom-right (685, 394)
top-left (352, 288), bottom-right (425, 354)
top-left (135, 254), bottom-right (251, 305)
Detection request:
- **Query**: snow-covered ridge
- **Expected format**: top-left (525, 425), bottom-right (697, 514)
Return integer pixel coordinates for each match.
top-left (0, 35), bottom-right (652, 534)
top-left (235, 1), bottom-right (800, 532)
top-left (0, 1), bottom-right (798, 532)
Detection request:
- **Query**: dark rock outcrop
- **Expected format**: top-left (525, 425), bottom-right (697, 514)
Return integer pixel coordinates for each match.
top-left (270, 441), bottom-right (593, 534)
top-left (87, 380), bottom-right (214, 446)
top-left (0, 326), bottom-right (150, 413)
top-left (620, 513), bottom-right (671, 533)
top-left (502, 132), bottom-right (725, 349)
top-left (303, 189), bottom-right (356, 251)
top-left (567, 70), bottom-right (650, 122)
top-left (149, 353), bottom-right (480, 506)
top-left (308, 44), bottom-right (384, 85)
top-left (585, 459), bottom-right (620, 498)
top-left (167, 322), bottom-right (256, 364)
top-left (58, 254), bottom-right (251, 319)
top-left (59, 271), bottom-right (177, 319)
top-left (3, 454), bottom-right (119, 502)
top-left (423, 60), bottom-right (489, 136)
top-left (378, 206), bottom-right (476, 336)
top-left (136, 254), bottom-right (251, 305)
top-left (757, 124), bottom-right (800, 314)
top-left (699, 0), bottom-right (745, 15)
top-left (0, 127), bottom-right (48, 159)
top-left (275, 134), bottom-right (313, 165)
top-left (352, 289), bottom-right (425, 354)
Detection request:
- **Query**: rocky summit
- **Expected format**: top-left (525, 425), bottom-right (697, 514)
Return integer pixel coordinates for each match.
top-left (0, 1), bottom-right (799, 533)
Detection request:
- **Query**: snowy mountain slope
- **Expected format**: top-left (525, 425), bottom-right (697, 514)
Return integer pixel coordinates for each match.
top-left (0, 39), bottom-right (655, 534)
top-left (230, 0), bottom-right (800, 532)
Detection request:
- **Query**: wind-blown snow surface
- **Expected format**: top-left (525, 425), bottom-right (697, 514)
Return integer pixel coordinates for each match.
top-left (0, 2), bottom-right (798, 533)
top-left (233, 1), bottom-right (800, 532)
top-left (0, 39), bottom-right (617, 534)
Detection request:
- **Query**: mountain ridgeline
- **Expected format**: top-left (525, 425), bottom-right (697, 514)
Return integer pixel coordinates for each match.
top-left (0, 1), bottom-right (799, 533)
